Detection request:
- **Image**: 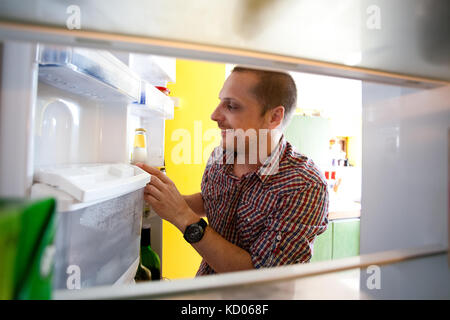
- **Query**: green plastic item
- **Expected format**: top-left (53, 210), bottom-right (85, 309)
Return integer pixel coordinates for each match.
top-left (0, 198), bottom-right (56, 300)
top-left (0, 208), bottom-right (21, 299)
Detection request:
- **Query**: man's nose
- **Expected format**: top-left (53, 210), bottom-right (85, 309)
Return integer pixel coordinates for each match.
top-left (210, 104), bottom-right (223, 122)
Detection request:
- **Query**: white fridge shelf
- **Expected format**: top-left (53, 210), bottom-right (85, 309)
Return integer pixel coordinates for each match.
top-left (38, 45), bottom-right (142, 102)
top-left (131, 81), bottom-right (174, 119)
top-left (33, 163), bottom-right (150, 205)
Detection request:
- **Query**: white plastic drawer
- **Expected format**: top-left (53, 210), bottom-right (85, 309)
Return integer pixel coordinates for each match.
top-left (52, 189), bottom-right (143, 289)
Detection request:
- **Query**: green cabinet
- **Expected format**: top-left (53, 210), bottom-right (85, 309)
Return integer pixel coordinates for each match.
top-left (310, 219), bottom-right (360, 262)
top-left (310, 223), bottom-right (333, 262)
top-left (332, 219), bottom-right (360, 259)
top-left (284, 115), bottom-right (331, 164)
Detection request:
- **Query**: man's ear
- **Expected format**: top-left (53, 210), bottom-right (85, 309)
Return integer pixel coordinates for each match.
top-left (268, 106), bottom-right (285, 129)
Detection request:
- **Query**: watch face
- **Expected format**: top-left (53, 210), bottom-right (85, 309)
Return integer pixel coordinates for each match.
top-left (185, 224), bottom-right (204, 243)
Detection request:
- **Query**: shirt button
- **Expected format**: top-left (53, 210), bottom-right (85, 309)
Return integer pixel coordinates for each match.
top-left (245, 218), bottom-right (250, 222)
top-left (276, 235), bottom-right (282, 241)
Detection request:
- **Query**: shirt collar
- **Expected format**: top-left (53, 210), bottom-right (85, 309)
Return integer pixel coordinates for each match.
top-left (256, 134), bottom-right (286, 184)
top-left (214, 134), bottom-right (287, 184)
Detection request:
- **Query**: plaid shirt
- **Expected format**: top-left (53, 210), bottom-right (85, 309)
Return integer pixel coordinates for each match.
top-left (197, 135), bottom-right (329, 276)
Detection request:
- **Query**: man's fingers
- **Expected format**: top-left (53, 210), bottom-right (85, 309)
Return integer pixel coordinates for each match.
top-left (145, 184), bottom-right (162, 201)
top-left (147, 174), bottom-right (165, 191)
top-left (136, 163), bottom-right (159, 175)
top-left (136, 163), bottom-right (172, 185)
top-left (144, 192), bottom-right (159, 206)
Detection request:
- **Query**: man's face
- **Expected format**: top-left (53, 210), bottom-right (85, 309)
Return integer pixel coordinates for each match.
top-left (211, 71), bottom-right (271, 153)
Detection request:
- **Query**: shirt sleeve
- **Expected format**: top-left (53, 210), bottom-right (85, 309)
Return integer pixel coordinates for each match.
top-left (250, 182), bottom-right (329, 269)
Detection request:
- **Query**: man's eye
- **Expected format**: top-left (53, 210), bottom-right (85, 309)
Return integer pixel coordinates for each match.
top-left (227, 104), bottom-right (238, 110)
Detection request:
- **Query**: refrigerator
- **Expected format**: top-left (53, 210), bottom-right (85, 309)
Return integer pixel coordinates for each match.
top-left (0, 41), bottom-right (174, 291)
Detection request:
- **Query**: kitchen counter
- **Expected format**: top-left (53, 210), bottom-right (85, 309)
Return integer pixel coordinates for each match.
top-left (329, 208), bottom-right (360, 220)
top-left (328, 193), bottom-right (361, 220)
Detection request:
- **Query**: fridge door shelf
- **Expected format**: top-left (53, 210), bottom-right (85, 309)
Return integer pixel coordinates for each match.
top-left (33, 163), bottom-right (151, 205)
top-left (129, 102), bottom-right (173, 120)
top-left (38, 45), bottom-right (141, 102)
top-left (130, 82), bottom-right (174, 119)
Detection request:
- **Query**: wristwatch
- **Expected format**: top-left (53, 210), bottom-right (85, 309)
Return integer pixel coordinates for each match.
top-left (183, 218), bottom-right (207, 244)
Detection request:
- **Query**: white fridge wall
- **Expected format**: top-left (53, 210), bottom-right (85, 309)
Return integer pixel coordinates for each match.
top-left (34, 82), bottom-right (129, 167)
top-left (360, 83), bottom-right (449, 253)
top-left (0, 41), bottom-right (38, 197)
top-left (360, 82), bottom-right (450, 298)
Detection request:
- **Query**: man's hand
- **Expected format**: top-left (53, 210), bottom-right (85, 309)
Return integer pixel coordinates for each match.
top-left (136, 163), bottom-right (199, 232)
top-left (135, 163), bottom-right (254, 274)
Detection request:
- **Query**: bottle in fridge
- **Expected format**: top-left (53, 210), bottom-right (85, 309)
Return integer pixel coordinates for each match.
top-left (140, 227), bottom-right (161, 281)
top-left (131, 128), bottom-right (148, 165)
top-left (135, 227), bottom-right (161, 282)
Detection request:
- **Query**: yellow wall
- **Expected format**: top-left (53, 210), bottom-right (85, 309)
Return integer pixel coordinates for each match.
top-left (162, 59), bottom-right (225, 279)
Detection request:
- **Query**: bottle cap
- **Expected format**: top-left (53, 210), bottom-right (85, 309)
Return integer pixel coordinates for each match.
top-left (135, 128), bottom-right (146, 132)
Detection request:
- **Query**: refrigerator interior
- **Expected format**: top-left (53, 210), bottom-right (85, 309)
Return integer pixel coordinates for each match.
top-left (1, 38), bottom-right (447, 299)
top-left (0, 41), bottom-right (173, 290)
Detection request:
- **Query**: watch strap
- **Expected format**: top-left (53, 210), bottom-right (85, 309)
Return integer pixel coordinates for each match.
top-left (197, 218), bottom-right (207, 230)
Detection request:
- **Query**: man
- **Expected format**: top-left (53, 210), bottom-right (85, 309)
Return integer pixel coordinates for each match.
top-left (137, 66), bottom-right (329, 276)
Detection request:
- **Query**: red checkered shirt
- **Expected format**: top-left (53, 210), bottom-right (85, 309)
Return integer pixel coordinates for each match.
top-left (197, 135), bottom-right (329, 276)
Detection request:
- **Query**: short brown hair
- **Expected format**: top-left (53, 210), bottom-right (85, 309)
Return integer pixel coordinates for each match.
top-left (232, 66), bottom-right (297, 128)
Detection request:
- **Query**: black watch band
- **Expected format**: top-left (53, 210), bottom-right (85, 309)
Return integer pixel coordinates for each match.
top-left (183, 218), bottom-right (207, 244)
